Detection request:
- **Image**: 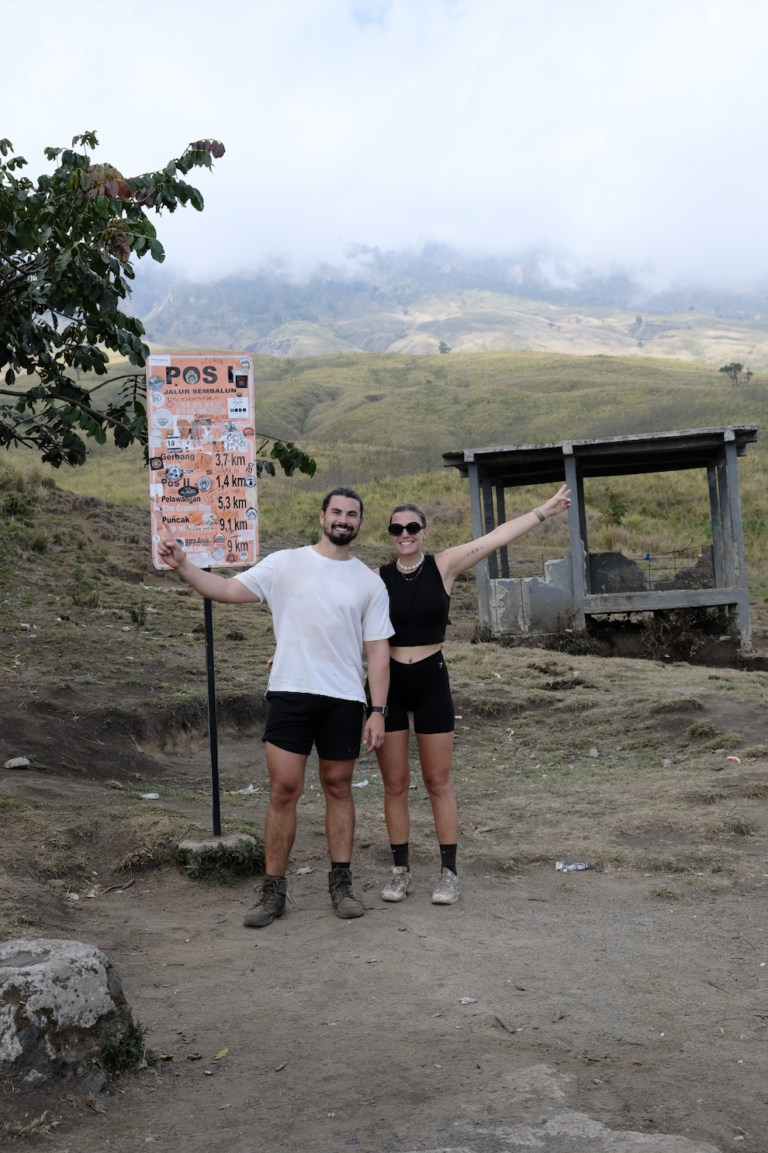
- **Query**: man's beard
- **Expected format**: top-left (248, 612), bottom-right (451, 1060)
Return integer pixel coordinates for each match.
top-left (323, 521), bottom-right (359, 546)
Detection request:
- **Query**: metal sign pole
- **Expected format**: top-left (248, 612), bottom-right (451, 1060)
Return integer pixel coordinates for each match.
top-left (203, 582), bottom-right (221, 838)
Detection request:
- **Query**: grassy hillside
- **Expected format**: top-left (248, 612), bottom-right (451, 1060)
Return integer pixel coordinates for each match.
top-left (245, 349), bottom-right (766, 458)
top-left (11, 348), bottom-right (767, 594)
top-left (90, 347), bottom-right (767, 471)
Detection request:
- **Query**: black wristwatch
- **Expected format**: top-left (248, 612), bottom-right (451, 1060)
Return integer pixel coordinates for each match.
top-left (371, 705), bottom-right (389, 717)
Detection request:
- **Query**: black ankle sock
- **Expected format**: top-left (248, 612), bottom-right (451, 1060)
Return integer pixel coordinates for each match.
top-left (331, 861), bottom-right (350, 871)
top-left (439, 844), bottom-right (458, 875)
top-left (390, 842), bottom-right (410, 870)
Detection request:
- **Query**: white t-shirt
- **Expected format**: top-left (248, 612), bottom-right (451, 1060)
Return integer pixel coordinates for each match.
top-left (234, 546), bottom-right (393, 703)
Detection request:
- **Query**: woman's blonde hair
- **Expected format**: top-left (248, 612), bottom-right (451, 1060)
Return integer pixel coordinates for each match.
top-left (390, 502), bottom-right (427, 528)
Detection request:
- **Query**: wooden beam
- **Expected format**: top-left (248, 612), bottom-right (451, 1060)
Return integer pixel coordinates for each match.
top-left (467, 462), bottom-right (492, 629)
top-left (496, 485), bottom-right (510, 578)
top-left (717, 454), bottom-right (736, 587)
top-left (707, 462), bottom-right (725, 588)
top-left (583, 587), bottom-right (747, 613)
top-left (481, 476), bottom-right (498, 579)
top-left (725, 438), bottom-right (748, 589)
top-left (575, 469), bottom-right (590, 594)
top-left (563, 448), bottom-right (586, 625)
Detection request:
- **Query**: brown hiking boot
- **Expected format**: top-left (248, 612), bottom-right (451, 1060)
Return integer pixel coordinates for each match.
top-left (328, 867), bottom-right (364, 919)
top-left (243, 875), bottom-right (287, 927)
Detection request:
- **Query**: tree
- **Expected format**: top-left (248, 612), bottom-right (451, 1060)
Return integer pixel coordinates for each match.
top-left (438, 340), bottom-right (451, 354)
top-left (0, 132), bottom-right (315, 479)
top-left (719, 361), bottom-right (753, 387)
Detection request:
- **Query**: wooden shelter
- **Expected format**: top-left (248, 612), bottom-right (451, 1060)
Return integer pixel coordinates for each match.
top-left (442, 425), bottom-right (758, 646)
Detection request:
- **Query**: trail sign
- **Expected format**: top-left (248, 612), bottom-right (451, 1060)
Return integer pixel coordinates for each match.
top-left (147, 353), bottom-right (258, 570)
top-left (147, 352), bottom-right (258, 838)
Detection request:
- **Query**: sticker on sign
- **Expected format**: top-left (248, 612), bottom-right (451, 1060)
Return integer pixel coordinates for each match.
top-left (227, 396), bottom-right (249, 419)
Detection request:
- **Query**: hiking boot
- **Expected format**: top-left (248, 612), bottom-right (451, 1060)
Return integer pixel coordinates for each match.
top-left (381, 865), bottom-right (411, 902)
top-left (328, 867), bottom-right (364, 919)
top-left (431, 867), bottom-right (460, 905)
top-left (243, 875), bottom-right (287, 927)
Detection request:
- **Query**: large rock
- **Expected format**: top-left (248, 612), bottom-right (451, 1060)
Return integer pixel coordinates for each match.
top-left (0, 939), bottom-right (133, 1081)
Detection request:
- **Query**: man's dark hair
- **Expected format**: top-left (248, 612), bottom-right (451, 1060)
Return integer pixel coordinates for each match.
top-left (321, 487), bottom-right (364, 517)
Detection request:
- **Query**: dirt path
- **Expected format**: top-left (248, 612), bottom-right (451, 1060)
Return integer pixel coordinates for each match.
top-left (2, 761), bottom-right (766, 1153)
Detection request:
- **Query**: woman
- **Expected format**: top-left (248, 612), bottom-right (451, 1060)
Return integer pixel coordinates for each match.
top-left (374, 485), bottom-right (571, 905)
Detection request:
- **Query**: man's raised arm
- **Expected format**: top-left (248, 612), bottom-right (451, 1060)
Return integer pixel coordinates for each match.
top-left (157, 537), bottom-right (260, 603)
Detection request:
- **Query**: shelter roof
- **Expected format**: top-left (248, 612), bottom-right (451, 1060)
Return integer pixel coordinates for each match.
top-left (442, 425), bottom-right (758, 486)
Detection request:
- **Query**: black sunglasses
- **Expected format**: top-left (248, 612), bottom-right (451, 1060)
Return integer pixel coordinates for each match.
top-left (387, 521), bottom-right (424, 536)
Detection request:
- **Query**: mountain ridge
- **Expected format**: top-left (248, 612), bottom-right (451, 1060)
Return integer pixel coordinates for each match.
top-left (140, 286), bottom-right (768, 369)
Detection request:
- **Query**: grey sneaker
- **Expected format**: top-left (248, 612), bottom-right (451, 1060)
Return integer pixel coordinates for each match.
top-left (381, 865), bottom-right (411, 902)
top-left (431, 868), bottom-right (460, 905)
top-left (243, 875), bottom-right (287, 927)
top-left (329, 867), bottom-right (365, 919)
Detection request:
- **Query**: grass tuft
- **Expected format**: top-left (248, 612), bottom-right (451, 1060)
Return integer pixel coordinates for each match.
top-left (97, 1022), bottom-right (147, 1077)
top-left (688, 719), bottom-right (718, 739)
top-left (1, 1112), bottom-right (61, 1140)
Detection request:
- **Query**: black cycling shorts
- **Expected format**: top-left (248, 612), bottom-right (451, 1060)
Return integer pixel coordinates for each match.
top-left (263, 692), bottom-right (365, 760)
top-left (385, 650), bottom-right (455, 735)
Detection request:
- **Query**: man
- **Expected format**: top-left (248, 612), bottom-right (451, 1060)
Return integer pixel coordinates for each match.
top-left (158, 487), bottom-right (392, 927)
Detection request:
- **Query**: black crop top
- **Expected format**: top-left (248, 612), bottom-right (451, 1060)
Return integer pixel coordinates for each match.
top-left (379, 554), bottom-right (451, 647)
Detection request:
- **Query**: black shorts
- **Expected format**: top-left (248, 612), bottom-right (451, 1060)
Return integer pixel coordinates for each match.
top-left (262, 692), bottom-right (365, 760)
top-left (385, 650), bottom-right (455, 734)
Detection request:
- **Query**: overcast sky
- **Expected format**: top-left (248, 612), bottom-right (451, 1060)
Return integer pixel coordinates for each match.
top-left (5, 0), bottom-right (768, 286)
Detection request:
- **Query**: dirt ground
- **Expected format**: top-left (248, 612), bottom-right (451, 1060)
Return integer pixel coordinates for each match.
top-left (2, 498), bottom-right (768, 1151)
top-left (1, 749), bottom-right (767, 1153)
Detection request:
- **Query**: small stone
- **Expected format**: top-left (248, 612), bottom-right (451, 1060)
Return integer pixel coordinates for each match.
top-left (4, 757), bottom-right (30, 770)
top-left (178, 833), bottom-right (256, 856)
top-left (589, 748), bottom-right (599, 758)
top-left (47, 879), bottom-right (65, 887)
top-left (82, 1067), bottom-right (107, 1094)
top-left (176, 833), bottom-right (258, 875)
top-left (662, 759), bottom-right (672, 768)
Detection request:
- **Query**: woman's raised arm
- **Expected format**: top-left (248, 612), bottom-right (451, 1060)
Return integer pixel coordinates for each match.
top-left (435, 484), bottom-right (571, 585)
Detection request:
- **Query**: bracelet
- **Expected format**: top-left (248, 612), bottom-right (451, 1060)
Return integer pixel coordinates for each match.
top-left (532, 507), bottom-right (545, 522)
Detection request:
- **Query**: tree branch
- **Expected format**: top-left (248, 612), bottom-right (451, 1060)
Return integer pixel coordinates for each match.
top-left (85, 372), bottom-right (144, 393)
top-left (0, 389), bottom-right (142, 440)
